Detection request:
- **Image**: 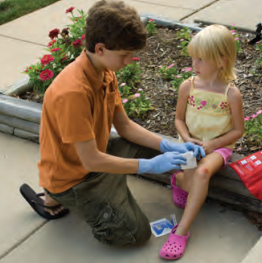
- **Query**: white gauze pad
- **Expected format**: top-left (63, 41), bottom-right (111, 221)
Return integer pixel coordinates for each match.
top-left (181, 151), bottom-right (197, 170)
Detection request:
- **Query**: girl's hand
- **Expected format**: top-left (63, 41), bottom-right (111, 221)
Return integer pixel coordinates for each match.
top-left (202, 141), bottom-right (216, 154)
top-left (186, 137), bottom-right (203, 146)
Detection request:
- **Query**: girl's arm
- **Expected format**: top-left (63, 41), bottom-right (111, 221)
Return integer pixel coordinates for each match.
top-left (175, 80), bottom-right (202, 145)
top-left (204, 85), bottom-right (244, 153)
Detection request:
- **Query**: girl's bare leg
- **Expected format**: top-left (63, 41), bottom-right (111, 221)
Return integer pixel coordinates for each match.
top-left (175, 152), bottom-right (224, 236)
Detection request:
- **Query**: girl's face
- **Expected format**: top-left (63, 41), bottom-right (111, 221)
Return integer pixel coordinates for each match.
top-left (191, 57), bottom-right (220, 80)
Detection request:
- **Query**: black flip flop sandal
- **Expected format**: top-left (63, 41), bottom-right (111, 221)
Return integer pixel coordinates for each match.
top-left (19, 183), bottom-right (69, 220)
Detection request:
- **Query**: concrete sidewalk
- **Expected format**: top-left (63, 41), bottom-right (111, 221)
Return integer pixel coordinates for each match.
top-left (0, 0), bottom-right (262, 262)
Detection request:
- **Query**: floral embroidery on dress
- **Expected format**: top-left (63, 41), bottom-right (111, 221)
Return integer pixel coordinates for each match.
top-left (220, 102), bottom-right (228, 109)
top-left (211, 103), bottom-right (218, 109)
top-left (188, 94), bottom-right (229, 112)
top-left (188, 95), bottom-right (195, 107)
top-left (197, 100), bottom-right (207, 110)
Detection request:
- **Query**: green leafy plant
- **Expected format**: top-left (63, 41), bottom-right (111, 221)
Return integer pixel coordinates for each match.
top-left (158, 64), bottom-right (178, 80)
top-left (170, 67), bottom-right (194, 91)
top-left (23, 7), bottom-right (86, 93)
top-left (118, 82), bottom-right (131, 97)
top-left (121, 90), bottom-right (154, 118)
top-left (176, 26), bottom-right (192, 57)
top-left (230, 27), bottom-right (242, 53)
top-left (146, 19), bottom-right (157, 35)
top-left (116, 58), bottom-right (141, 88)
top-left (244, 110), bottom-right (262, 146)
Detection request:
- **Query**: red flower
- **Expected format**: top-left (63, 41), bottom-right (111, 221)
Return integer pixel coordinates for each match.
top-left (72, 39), bottom-right (83, 48)
top-left (49, 29), bottom-right (60, 39)
top-left (81, 34), bottom-right (85, 40)
top-left (40, 54), bottom-right (54, 66)
top-left (149, 19), bottom-right (154, 22)
top-left (66, 7), bottom-right (75, 13)
top-left (133, 57), bottom-right (140, 61)
top-left (50, 47), bottom-right (61, 52)
top-left (60, 55), bottom-right (68, 62)
top-left (74, 16), bottom-right (82, 22)
top-left (24, 67), bottom-right (32, 72)
top-left (47, 39), bottom-right (56, 47)
top-left (40, 69), bottom-right (54, 82)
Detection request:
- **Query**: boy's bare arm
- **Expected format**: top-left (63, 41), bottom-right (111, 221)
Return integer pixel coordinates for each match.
top-left (175, 80), bottom-right (192, 142)
top-left (113, 110), bottom-right (162, 151)
top-left (74, 139), bottom-right (139, 174)
top-left (208, 86), bottom-right (244, 149)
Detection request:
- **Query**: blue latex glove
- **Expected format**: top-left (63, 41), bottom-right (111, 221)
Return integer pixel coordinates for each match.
top-left (138, 152), bottom-right (187, 174)
top-left (159, 139), bottom-right (206, 160)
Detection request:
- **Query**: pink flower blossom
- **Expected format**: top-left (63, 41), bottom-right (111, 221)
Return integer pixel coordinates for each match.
top-left (180, 39), bottom-right (184, 41)
top-left (49, 28), bottom-right (60, 39)
top-left (40, 54), bottom-right (54, 66)
top-left (185, 67), bottom-right (192, 72)
top-left (149, 19), bottom-right (154, 22)
top-left (138, 88), bottom-right (142, 91)
top-left (40, 69), bottom-right (54, 81)
top-left (66, 7), bottom-right (75, 13)
top-left (134, 93), bottom-right (141, 98)
top-left (146, 97), bottom-right (150, 100)
top-left (122, 99), bottom-right (128, 103)
top-left (74, 16), bottom-right (82, 22)
top-left (81, 34), bottom-right (85, 40)
top-left (175, 75), bottom-right (181, 78)
top-left (133, 57), bottom-right (140, 61)
top-left (72, 39), bottom-right (83, 48)
top-left (232, 23), bottom-right (236, 26)
top-left (167, 64), bottom-right (175, 69)
top-left (50, 47), bottom-right (61, 52)
top-left (237, 147), bottom-right (242, 152)
top-left (47, 39), bottom-right (56, 47)
top-left (251, 114), bottom-right (257, 119)
top-left (120, 83), bottom-right (126, 87)
top-left (231, 30), bottom-right (236, 34)
top-left (60, 55), bottom-right (67, 62)
top-left (256, 41), bottom-right (261, 44)
top-left (244, 117), bottom-right (250, 121)
top-left (235, 37), bottom-right (239, 40)
top-left (158, 65), bottom-right (162, 68)
top-left (256, 110), bottom-right (262, 114)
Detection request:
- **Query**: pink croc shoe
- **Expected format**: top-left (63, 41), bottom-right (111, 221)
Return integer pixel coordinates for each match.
top-left (159, 224), bottom-right (190, 260)
top-left (171, 171), bottom-right (188, 208)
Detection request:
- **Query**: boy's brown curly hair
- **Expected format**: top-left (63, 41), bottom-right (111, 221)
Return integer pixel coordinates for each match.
top-left (85, 0), bottom-right (146, 52)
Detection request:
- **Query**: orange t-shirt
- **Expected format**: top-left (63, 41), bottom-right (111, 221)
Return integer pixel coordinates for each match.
top-left (38, 50), bottom-right (124, 193)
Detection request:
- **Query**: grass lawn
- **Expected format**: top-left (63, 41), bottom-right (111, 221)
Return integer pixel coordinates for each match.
top-left (0, 0), bottom-right (60, 25)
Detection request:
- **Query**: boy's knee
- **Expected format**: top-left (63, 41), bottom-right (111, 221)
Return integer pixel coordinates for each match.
top-left (133, 220), bottom-right (151, 245)
top-left (92, 211), bottom-right (151, 246)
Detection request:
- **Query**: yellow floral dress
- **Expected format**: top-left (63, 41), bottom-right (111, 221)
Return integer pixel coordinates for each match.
top-left (178, 77), bottom-right (235, 149)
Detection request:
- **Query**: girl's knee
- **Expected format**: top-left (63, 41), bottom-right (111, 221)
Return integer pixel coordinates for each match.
top-left (194, 167), bottom-right (211, 183)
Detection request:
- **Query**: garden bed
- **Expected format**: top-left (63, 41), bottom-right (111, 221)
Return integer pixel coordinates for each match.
top-left (19, 21), bottom-right (262, 157)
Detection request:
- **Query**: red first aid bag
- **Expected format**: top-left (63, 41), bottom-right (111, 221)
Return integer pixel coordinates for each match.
top-left (229, 151), bottom-right (262, 201)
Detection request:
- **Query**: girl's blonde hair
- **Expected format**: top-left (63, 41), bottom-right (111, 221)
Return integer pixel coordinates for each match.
top-left (188, 24), bottom-right (236, 81)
